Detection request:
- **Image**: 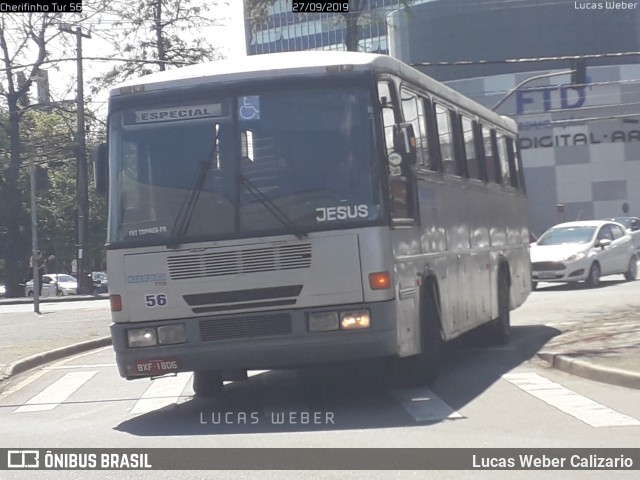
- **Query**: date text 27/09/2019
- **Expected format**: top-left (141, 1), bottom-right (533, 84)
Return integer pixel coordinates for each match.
top-left (292, 2), bottom-right (349, 13)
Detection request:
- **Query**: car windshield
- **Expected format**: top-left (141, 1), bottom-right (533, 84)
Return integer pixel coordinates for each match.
top-left (537, 226), bottom-right (596, 245)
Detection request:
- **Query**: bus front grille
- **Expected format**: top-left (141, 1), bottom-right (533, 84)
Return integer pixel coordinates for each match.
top-left (168, 244), bottom-right (312, 280)
top-left (199, 313), bottom-right (292, 341)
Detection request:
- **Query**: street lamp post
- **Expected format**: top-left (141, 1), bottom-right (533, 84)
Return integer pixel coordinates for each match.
top-left (61, 24), bottom-right (91, 294)
top-left (29, 155), bottom-right (40, 314)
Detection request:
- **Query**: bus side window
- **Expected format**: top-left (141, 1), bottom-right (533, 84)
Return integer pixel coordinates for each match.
top-left (506, 137), bottom-right (520, 189)
top-left (378, 81), bottom-right (398, 156)
top-left (423, 98), bottom-right (442, 172)
top-left (461, 115), bottom-right (479, 180)
top-left (400, 87), bottom-right (429, 168)
top-left (451, 112), bottom-right (468, 177)
top-left (495, 132), bottom-right (510, 186)
top-left (473, 122), bottom-right (488, 182)
top-left (435, 104), bottom-right (455, 175)
top-left (484, 127), bottom-right (500, 183)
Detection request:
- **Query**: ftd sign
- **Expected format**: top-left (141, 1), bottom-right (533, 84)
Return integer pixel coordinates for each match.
top-left (516, 85), bottom-right (586, 114)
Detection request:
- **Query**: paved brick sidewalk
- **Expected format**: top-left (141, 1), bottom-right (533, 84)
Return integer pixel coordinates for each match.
top-left (537, 308), bottom-right (640, 388)
top-left (0, 299), bottom-right (111, 379)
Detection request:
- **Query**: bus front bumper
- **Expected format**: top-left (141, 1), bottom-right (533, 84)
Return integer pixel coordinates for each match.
top-left (110, 300), bottom-right (399, 379)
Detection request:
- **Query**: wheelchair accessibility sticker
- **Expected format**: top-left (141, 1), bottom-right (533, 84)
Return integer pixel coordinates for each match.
top-left (238, 96), bottom-right (260, 120)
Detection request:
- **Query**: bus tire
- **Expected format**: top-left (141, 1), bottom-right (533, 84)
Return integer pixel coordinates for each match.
top-left (398, 281), bottom-right (442, 386)
top-left (485, 270), bottom-right (511, 345)
top-left (193, 370), bottom-right (223, 398)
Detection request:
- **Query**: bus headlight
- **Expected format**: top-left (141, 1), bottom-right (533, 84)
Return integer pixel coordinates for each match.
top-left (158, 324), bottom-right (186, 345)
top-left (308, 311), bottom-right (339, 332)
top-left (127, 328), bottom-right (158, 348)
top-left (340, 310), bottom-right (371, 330)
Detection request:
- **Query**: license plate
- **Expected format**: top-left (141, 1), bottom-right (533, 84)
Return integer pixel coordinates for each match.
top-left (536, 272), bottom-right (557, 279)
top-left (133, 358), bottom-right (179, 376)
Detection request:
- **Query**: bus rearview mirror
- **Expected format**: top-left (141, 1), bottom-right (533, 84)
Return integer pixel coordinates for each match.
top-left (394, 123), bottom-right (417, 165)
top-left (92, 143), bottom-right (108, 197)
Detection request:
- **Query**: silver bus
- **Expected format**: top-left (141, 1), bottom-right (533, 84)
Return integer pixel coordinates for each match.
top-left (95, 51), bottom-right (531, 396)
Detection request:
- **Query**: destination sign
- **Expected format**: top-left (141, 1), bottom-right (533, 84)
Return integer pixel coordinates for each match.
top-left (134, 104), bottom-right (222, 124)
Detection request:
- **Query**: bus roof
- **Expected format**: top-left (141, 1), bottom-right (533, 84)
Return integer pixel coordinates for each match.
top-left (112, 51), bottom-right (516, 132)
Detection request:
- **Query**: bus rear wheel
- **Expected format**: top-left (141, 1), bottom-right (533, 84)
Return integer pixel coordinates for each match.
top-left (193, 370), bottom-right (223, 398)
top-left (484, 271), bottom-right (510, 345)
top-left (398, 281), bottom-right (443, 386)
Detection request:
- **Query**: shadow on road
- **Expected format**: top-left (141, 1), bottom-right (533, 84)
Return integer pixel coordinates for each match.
top-left (114, 325), bottom-right (560, 437)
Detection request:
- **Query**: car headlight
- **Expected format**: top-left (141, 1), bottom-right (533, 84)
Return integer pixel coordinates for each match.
top-left (563, 252), bottom-right (586, 262)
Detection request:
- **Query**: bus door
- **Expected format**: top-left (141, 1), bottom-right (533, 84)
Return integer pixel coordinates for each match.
top-left (379, 80), bottom-right (421, 354)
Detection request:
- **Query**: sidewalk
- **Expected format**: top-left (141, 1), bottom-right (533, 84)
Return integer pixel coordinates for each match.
top-left (0, 295), bottom-right (639, 389)
top-left (0, 294), bottom-right (111, 382)
top-left (536, 308), bottom-right (640, 389)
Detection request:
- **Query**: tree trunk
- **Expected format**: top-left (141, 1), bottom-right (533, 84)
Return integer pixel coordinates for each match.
top-left (154, 0), bottom-right (166, 71)
top-left (344, 13), bottom-right (359, 51)
top-left (342, 0), bottom-right (368, 52)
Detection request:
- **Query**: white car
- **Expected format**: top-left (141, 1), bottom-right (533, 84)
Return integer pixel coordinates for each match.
top-left (530, 220), bottom-right (637, 288)
top-left (25, 274), bottom-right (78, 297)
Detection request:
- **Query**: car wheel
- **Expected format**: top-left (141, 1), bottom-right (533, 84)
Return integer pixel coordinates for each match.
top-left (532, 281), bottom-right (538, 291)
top-left (192, 370), bottom-right (223, 398)
top-left (585, 262), bottom-right (601, 288)
top-left (56, 289), bottom-right (64, 296)
top-left (27, 290), bottom-right (34, 297)
top-left (624, 256), bottom-right (638, 281)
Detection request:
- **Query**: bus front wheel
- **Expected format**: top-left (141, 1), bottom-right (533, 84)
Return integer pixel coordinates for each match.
top-left (193, 370), bottom-right (223, 398)
top-left (398, 281), bottom-right (443, 386)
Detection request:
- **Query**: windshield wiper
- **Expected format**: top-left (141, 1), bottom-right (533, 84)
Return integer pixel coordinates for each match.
top-left (167, 125), bottom-right (220, 248)
top-left (238, 173), bottom-right (307, 240)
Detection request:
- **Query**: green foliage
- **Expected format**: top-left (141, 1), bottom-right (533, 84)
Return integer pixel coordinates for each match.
top-left (0, 108), bottom-right (107, 283)
top-left (92, 0), bottom-right (226, 94)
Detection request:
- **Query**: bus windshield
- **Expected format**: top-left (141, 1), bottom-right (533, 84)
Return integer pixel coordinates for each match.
top-left (108, 85), bottom-right (382, 245)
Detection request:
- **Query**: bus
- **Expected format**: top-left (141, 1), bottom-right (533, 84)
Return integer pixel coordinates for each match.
top-left (95, 51), bottom-right (531, 397)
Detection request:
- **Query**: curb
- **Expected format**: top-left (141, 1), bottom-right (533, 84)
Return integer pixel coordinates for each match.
top-left (1, 336), bottom-right (112, 382)
top-left (537, 352), bottom-right (640, 390)
top-left (0, 295), bottom-right (108, 306)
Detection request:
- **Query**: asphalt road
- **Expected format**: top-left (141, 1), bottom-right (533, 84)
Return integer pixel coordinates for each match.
top-left (0, 279), bottom-right (639, 479)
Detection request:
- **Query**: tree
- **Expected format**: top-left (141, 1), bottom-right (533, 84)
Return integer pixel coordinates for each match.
top-left (0, 13), bottom-right (71, 297)
top-left (23, 110), bottom-right (107, 275)
top-left (94, 0), bottom-right (226, 92)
